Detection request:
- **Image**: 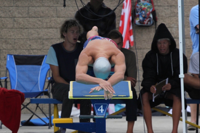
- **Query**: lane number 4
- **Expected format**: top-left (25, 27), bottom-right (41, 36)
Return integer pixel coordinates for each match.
top-left (97, 105), bottom-right (104, 113)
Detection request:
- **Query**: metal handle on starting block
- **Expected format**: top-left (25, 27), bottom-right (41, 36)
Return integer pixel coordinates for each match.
top-left (107, 115), bottom-right (122, 119)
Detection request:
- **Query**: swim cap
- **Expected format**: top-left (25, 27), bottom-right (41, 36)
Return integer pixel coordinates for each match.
top-left (93, 57), bottom-right (111, 79)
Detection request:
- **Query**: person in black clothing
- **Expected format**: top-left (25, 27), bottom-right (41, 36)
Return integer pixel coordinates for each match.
top-left (75, 0), bottom-right (116, 43)
top-left (138, 23), bottom-right (188, 133)
top-left (46, 19), bottom-right (91, 133)
top-left (107, 29), bottom-right (137, 133)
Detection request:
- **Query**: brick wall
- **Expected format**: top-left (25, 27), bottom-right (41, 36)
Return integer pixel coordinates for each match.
top-left (0, 0), bottom-right (198, 113)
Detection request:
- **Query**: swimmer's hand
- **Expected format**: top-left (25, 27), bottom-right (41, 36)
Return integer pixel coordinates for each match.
top-left (89, 86), bottom-right (104, 93)
top-left (104, 91), bottom-right (113, 100)
top-left (89, 86), bottom-right (114, 100)
top-left (99, 80), bottom-right (115, 94)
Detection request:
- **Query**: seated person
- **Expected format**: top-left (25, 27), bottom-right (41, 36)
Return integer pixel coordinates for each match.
top-left (76, 26), bottom-right (126, 99)
top-left (107, 29), bottom-right (137, 133)
top-left (138, 23), bottom-right (188, 133)
top-left (46, 19), bottom-right (91, 133)
top-left (185, 5), bottom-right (199, 130)
top-left (184, 52), bottom-right (200, 130)
top-left (184, 52), bottom-right (200, 91)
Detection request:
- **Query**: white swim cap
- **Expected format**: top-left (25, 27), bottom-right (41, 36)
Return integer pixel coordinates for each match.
top-left (93, 57), bottom-right (111, 79)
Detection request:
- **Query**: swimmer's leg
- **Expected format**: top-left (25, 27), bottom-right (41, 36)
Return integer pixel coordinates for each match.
top-left (86, 26), bottom-right (99, 39)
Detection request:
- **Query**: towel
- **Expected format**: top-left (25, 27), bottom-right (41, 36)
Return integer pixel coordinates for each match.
top-left (0, 88), bottom-right (25, 133)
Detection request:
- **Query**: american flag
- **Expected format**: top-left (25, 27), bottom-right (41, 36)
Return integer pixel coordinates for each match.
top-left (119, 0), bottom-right (134, 49)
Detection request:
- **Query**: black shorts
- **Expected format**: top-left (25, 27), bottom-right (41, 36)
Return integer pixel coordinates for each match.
top-left (185, 87), bottom-right (200, 99)
top-left (122, 88), bottom-right (137, 121)
top-left (137, 88), bottom-right (186, 110)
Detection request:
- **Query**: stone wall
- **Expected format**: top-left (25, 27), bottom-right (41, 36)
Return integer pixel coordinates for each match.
top-left (0, 0), bottom-right (198, 113)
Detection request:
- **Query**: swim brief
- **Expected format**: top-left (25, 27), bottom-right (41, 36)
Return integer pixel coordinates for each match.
top-left (83, 36), bottom-right (118, 49)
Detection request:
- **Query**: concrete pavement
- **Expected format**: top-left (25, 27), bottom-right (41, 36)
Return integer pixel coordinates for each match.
top-left (0, 114), bottom-right (199, 133)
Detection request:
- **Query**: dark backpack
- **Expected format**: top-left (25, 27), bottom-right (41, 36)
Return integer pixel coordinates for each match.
top-left (133, 0), bottom-right (157, 27)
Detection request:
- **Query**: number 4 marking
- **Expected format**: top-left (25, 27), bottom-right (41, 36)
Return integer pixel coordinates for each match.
top-left (98, 105), bottom-right (104, 113)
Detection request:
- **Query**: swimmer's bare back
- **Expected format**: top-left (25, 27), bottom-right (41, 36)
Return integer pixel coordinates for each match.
top-left (83, 39), bottom-right (121, 62)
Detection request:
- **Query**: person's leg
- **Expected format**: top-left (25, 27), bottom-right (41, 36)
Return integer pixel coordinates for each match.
top-left (190, 104), bottom-right (197, 123)
top-left (52, 83), bottom-right (74, 133)
top-left (80, 99), bottom-right (91, 122)
top-left (124, 88), bottom-right (137, 133)
top-left (184, 74), bottom-right (200, 89)
top-left (52, 83), bottom-right (74, 118)
top-left (86, 26), bottom-right (99, 39)
top-left (127, 121), bottom-right (135, 133)
top-left (188, 104), bottom-right (200, 130)
top-left (171, 94), bottom-right (181, 133)
top-left (142, 92), bottom-right (154, 133)
top-left (77, 100), bottom-right (92, 133)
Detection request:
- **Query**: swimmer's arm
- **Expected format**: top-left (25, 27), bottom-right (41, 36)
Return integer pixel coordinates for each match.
top-left (76, 52), bottom-right (104, 84)
top-left (108, 52), bottom-right (126, 85)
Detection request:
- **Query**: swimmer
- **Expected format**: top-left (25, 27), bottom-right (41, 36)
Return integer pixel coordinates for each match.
top-left (76, 26), bottom-right (126, 99)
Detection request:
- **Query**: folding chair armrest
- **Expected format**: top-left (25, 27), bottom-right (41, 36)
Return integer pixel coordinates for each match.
top-left (46, 76), bottom-right (54, 88)
top-left (47, 77), bottom-right (55, 84)
top-left (0, 77), bottom-right (7, 80)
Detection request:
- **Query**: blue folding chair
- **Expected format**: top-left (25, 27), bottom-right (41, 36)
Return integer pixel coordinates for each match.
top-left (0, 54), bottom-right (52, 128)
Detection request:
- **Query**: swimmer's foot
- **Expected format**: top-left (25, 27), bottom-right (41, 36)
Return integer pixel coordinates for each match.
top-left (92, 26), bottom-right (98, 32)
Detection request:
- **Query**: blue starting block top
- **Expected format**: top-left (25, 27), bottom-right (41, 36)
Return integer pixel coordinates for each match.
top-left (69, 81), bottom-right (132, 99)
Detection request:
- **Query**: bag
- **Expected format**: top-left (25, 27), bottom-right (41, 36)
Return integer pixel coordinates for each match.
top-left (133, 0), bottom-right (157, 27)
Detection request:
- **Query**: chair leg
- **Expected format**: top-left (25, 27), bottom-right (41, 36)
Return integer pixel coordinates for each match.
top-left (22, 104), bottom-right (48, 124)
top-left (21, 101), bottom-right (31, 110)
top-left (23, 102), bottom-right (51, 127)
top-left (54, 104), bottom-right (59, 133)
top-left (196, 104), bottom-right (199, 133)
top-left (49, 103), bottom-right (52, 129)
top-left (37, 104), bottom-right (49, 118)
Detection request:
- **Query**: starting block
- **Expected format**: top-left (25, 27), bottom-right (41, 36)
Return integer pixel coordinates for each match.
top-left (54, 81), bottom-right (132, 133)
top-left (69, 80), bottom-right (132, 99)
top-left (53, 118), bottom-right (73, 124)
